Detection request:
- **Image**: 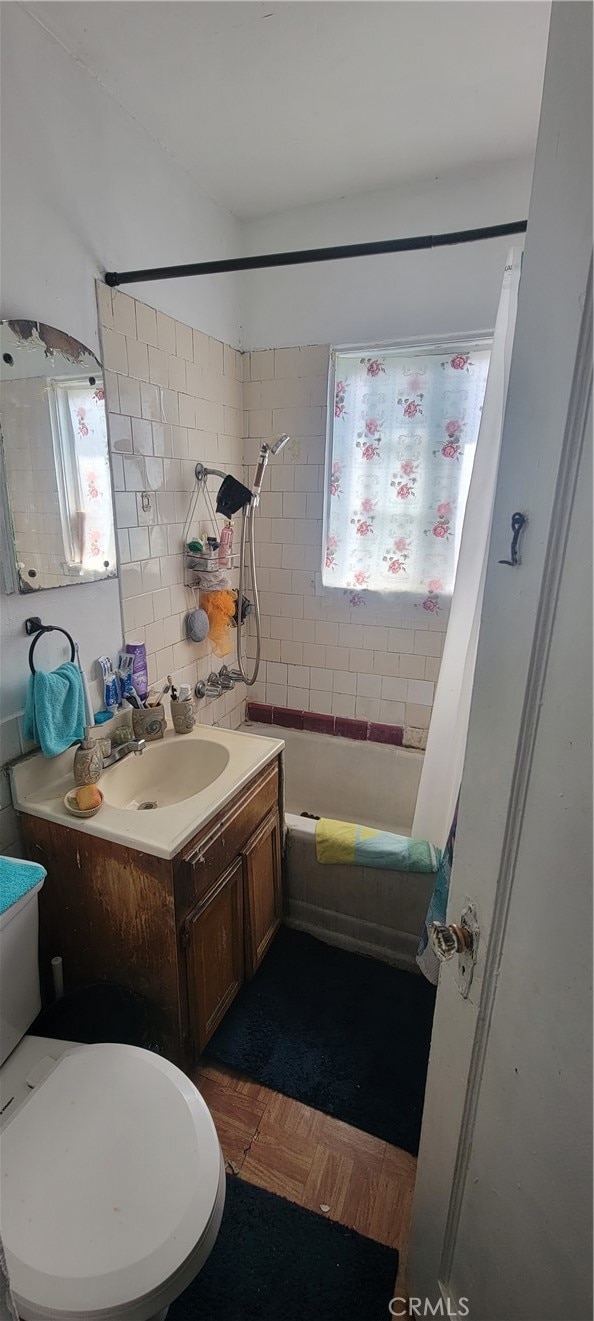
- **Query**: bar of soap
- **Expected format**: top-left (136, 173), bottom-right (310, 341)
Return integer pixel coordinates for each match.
top-left (75, 785), bottom-right (102, 811)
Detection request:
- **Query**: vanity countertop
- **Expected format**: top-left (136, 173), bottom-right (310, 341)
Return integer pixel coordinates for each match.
top-left (10, 724), bottom-right (284, 860)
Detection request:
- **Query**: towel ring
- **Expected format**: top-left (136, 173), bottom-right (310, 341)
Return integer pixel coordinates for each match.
top-left (28, 626), bottom-right (76, 675)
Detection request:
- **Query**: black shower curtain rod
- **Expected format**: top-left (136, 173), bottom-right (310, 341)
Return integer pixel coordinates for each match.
top-left (104, 219), bottom-right (527, 287)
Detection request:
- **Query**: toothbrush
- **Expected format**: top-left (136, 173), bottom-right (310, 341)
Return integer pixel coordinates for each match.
top-left (167, 674), bottom-right (179, 702)
top-left (147, 681), bottom-right (170, 708)
top-left (75, 643), bottom-right (94, 727)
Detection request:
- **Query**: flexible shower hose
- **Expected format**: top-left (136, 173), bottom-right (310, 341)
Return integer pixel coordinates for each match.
top-left (235, 503), bottom-right (262, 686)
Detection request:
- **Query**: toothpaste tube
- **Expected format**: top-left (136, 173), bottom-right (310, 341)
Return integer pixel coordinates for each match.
top-left (97, 655), bottom-right (119, 712)
top-left (117, 651), bottom-right (136, 702)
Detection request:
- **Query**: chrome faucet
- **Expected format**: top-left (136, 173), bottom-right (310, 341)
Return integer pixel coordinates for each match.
top-left (217, 666), bottom-right (236, 690)
top-left (101, 738), bottom-right (145, 769)
top-left (195, 673), bottom-right (223, 699)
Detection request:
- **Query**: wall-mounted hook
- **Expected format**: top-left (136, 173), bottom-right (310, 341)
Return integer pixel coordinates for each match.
top-left (499, 511), bottom-right (527, 567)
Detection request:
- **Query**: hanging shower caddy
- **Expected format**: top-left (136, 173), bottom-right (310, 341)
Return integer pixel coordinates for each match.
top-left (182, 463), bottom-right (242, 591)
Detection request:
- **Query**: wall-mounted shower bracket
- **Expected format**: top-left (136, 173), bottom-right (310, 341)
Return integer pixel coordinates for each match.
top-left (194, 462), bottom-right (227, 486)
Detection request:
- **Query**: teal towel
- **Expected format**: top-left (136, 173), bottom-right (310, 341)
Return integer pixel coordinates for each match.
top-left (23, 661), bottom-right (85, 757)
top-left (0, 855), bottom-right (46, 915)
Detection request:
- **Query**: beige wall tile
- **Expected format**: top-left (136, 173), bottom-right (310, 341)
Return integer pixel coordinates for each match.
top-left (99, 293), bottom-right (246, 730)
top-left (175, 321), bottom-right (194, 362)
top-left (135, 301), bottom-right (159, 347)
top-left (112, 291), bottom-right (137, 338)
top-left (405, 702), bottom-right (431, 729)
top-left (96, 282), bottom-right (113, 330)
top-left (250, 349), bottom-right (275, 380)
top-left (156, 312), bottom-right (176, 355)
top-left (101, 328), bottom-right (128, 375)
top-left (108, 413), bottom-right (132, 453)
top-left (126, 337), bottom-right (149, 382)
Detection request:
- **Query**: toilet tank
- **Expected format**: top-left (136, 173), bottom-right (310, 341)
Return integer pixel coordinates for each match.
top-left (0, 877), bottom-right (45, 1066)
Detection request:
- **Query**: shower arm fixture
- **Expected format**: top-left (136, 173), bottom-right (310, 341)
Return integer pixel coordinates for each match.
top-left (194, 462), bottom-right (227, 487)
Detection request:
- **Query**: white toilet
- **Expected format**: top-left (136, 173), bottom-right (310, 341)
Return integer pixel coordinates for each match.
top-left (0, 870), bottom-right (225, 1320)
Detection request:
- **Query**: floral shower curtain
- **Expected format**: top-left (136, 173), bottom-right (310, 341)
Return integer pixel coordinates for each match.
top-left (324, 343), bottom-right (491, 612)
top-left (413, 249), bottom-right (522, 849)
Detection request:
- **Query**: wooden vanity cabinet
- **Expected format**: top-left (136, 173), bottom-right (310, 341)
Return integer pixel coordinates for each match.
top-left (243, 808), bottom-right (282, 977)
top-left (21, 756), bottom-right (282, 1069)
top-left (183, 856), bottom-right (245, 1054)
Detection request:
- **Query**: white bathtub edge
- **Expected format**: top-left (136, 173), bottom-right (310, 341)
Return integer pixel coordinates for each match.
top-left (283, 902), bottom-right (422, 973)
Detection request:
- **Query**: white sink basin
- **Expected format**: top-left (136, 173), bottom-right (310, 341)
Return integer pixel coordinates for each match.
top-left (101, 739), bottom-right (230, 810)
top-left (11, 724), bottom-right (284, 860)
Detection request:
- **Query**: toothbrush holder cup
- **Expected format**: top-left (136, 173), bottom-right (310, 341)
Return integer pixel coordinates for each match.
top-left (132, 705), bottom-right (166, 742)
top-left (170, 697), bottom-right (195, 735)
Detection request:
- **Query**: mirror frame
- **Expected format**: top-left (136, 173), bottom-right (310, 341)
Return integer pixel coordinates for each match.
top-left (0, 319), bottom-right (117, 594)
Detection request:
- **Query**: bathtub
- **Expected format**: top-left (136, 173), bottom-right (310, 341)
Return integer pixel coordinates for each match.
top-left (240, 721), bottom-right (432, 971)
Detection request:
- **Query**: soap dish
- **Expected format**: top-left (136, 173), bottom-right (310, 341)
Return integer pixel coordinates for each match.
top-left (64, 789), bottom-right (104, 819)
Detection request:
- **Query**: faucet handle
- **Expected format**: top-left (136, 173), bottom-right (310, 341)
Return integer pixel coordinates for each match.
top-left (195, 676), bottom-right (223, 699)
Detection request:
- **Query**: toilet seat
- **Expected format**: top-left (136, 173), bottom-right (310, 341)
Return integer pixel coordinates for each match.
top-left (0, 1042), bottom-right (225, 1320)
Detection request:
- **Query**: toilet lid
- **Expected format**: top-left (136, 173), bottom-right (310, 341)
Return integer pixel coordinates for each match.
top-left (0, 1043), bottom-right (222, 1316)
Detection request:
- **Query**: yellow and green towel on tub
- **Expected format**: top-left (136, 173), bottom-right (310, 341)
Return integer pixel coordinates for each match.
top-left (315, 818), bottom-right (441, 873)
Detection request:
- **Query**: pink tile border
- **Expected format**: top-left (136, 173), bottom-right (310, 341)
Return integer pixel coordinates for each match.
top-left (246, 702), bottom-right (404, 746)
top-left (334, 716), bottom-right (367, 741)
top-left (303, 711), bottom-right (334, 735)
top-left (272, 706), bottom-right (304, 730)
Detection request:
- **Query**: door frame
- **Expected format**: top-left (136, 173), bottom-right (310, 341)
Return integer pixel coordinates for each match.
top-left (441, 259), bottom-right (592, 1295)
top-left (419, 260), bottom-right (592, 1310)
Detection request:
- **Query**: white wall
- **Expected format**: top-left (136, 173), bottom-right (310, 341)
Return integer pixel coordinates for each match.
top-left (0, 3), bottom-right (242, 854)
top-left (240, 159), bottom-right (534, 349)
top-left (0, 4), bottom-right (242, 348)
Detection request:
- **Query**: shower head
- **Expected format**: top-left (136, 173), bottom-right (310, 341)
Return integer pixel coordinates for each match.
top-left (251, 435), bottom-right (291, 503)
top-left (270, 433), bottom-right (290, 456)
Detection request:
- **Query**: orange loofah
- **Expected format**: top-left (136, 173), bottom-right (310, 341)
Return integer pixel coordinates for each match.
top-left (201, 590), bottom-right (236, 657)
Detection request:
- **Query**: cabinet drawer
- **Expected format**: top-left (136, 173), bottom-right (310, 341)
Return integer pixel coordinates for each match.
top-left (176, 760), bottom-right (279, 916)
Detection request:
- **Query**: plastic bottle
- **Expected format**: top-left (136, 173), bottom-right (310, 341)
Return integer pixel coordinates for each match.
top-left (219, 520), bottom-right (234, 568)
top-left (125, 642), bottom-right (148, 701)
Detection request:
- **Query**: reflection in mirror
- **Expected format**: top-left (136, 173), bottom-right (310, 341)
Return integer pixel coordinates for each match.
top-left (0, 320), bottom-right (117, 593)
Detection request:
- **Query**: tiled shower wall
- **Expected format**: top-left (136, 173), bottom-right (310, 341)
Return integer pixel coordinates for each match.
top-left (97, 285), bottom-right (247, 728)
top-left (243, 346), bottom-right (446, 732)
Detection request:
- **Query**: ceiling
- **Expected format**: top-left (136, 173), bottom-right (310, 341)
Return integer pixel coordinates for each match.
top-left (25, 1), bottom-right (551, 220)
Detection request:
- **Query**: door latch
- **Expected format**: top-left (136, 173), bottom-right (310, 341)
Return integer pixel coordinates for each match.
top-left (429, 901), bottom-right (480, 998)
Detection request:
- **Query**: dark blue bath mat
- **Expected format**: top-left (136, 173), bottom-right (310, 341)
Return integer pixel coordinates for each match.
top-left (205, 926), bottom-right (435, 1155)
top-left (169, 1173), bottom-right (398, 1320)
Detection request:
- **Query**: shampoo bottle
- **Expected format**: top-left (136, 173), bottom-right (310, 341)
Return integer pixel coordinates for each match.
top-left (219, 520), bottom-right (234, 568)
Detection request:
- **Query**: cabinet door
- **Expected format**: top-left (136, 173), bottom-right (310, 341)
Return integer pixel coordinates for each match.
top-left (184, 857), bottom-right (244, 1054)
top-left (243, 808), bottom-right (282, 977)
